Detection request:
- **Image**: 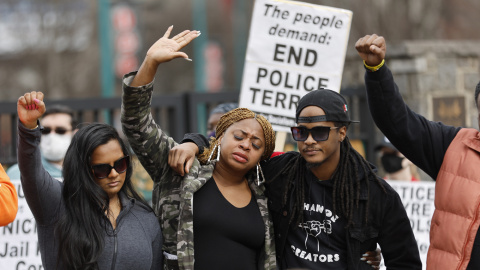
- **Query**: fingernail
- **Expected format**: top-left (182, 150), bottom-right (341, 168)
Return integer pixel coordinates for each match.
top-left (185, 58), bottom-right (192, 61)
top-left (33, 98), bottom-right (40, 103)
top-left (360, 257), bottom-right (366, 261)
top-left (367, 260), bottom-right (372, 264)
top-left (197, 32), bottom-right (202, 37)
top-left (170, 25), bottom-right (173, 28)
top-left (362, 254), bottom-right (369, 256)
top-left (371, 266), bottom-right (376, 269)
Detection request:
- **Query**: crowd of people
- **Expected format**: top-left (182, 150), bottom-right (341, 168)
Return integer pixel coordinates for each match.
top-left (1, 26), bottom-right (480, 270)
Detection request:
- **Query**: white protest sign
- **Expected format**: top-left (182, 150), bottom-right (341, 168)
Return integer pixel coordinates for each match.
top-left (0, 180), bottom-right (43, 270)
top-left (380, 180), bottom-right (435, 270)
top-left (239, 0), bottom-right (352, 131)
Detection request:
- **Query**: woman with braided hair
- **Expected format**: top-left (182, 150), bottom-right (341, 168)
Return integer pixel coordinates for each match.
top-left (172, 89), bottom-right (421, 269)
top-left (121, 26), bottom-right (277, 270)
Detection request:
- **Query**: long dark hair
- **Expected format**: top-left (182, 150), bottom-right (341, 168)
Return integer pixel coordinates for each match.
top-left (56, 123), bottom-right (147, 269)
top-left (268, 124), bottom-right (385, 228)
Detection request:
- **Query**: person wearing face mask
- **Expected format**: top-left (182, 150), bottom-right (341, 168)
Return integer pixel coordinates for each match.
top-left (7, 105), bottom-right (77, 180)
top-left (375, 137), bottom-right (419, 181)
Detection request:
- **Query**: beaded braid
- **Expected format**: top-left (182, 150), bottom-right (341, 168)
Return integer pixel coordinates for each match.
top-left (199, 108), bottom-right (275, 164)
top-left (267, 125), bottom-right (386, 228)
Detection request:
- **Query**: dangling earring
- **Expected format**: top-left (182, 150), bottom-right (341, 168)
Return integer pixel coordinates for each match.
top-left (216, 144), bottom-right (221, 161)
top-left (256, 163), bottom-right (265, 186)
top-left (207, 144), bottom-right (218, 162)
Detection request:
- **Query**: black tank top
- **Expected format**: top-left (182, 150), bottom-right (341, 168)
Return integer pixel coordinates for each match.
top-left (193, 178), bottom-right (265, 270)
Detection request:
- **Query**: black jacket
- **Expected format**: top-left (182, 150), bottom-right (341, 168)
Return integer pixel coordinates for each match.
top-left (262, 151), bottom-right (422, 269)
top-left (364, 64), bottom-right (460, 180)
top-left (364, 64), bottom-right (480, 269)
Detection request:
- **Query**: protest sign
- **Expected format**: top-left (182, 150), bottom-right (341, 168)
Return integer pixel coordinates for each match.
top-left (0, 180), bottom-right (43, 270)
top-left (0, 180), bottom-right (434, 270)
top-left (239, 0), bottom-right (353, 131)
top-left (381, 180), bottom-right (435, 270)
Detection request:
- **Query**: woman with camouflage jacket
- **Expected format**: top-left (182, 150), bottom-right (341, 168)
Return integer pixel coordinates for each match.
top-left (121, 26), bottom-right (277, 270)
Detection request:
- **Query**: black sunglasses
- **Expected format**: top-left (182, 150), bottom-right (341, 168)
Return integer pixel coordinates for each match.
top-left (290, 126), bottom-right (339, 141)
top-left (41, 126), bottom-right (71, 135)
top-left (91, 156), bottom-right (130, 179)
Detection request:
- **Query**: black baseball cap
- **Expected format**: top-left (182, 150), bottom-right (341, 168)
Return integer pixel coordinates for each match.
top-left (295, 89), bottom-right (360, 124)
top-left (375, 136), bottom-right (398, 152)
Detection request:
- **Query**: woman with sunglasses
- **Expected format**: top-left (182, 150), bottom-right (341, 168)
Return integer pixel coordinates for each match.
top-left (15, 92), bottom-right (163, 269)
top-left (121, 26), bottom-right (277, 270)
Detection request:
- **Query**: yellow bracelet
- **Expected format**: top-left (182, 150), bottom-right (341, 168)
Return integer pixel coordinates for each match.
top-left (364, 59), bottom-right (385, 72)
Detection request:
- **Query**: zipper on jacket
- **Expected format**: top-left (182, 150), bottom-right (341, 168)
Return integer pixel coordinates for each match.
top-left (111, 231), bottom-right (118, 270)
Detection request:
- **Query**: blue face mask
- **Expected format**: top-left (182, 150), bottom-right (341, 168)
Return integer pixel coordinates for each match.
top-left (207, 131), bottom-right (216, 138)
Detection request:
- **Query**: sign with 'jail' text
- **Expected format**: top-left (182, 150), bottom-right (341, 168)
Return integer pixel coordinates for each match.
top-left (239, 0), bottom-right (352, 131)
top-left (0, 180), bottom-right (43, 270)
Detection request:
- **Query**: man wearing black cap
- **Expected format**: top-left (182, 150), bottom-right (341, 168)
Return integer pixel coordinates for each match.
top-left (259, 89), bottom-right (420, 269)
top-left (356, 34), bottom-right (480, 270)
top-left (172, 89), bottom-right (421, 269)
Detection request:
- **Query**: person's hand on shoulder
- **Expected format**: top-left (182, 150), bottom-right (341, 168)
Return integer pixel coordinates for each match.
top-left (17, 91), bottom-right (46, 129)
top-left (355, 34), bottom-right (386, 66)
top-left (168, 142), bottom-right (199, 176)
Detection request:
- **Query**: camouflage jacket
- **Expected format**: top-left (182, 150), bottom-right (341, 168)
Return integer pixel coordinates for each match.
top-left (121, 72), bottom-right (276, 270)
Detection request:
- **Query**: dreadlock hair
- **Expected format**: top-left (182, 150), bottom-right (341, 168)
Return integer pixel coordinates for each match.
top-left (268, 122), bottom-right (386, 228)
top-left (199, 108), bottom-right (275, 164)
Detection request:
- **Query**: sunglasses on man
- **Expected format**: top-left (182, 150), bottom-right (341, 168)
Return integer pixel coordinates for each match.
top-left (91, 156), bottom-right (130, 179)
top-left (290, 126), bottom-right (339, 141)
top-left (41, 126), bottom-right (71, 135)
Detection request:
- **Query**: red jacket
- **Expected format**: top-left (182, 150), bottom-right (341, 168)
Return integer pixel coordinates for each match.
top-left (0, 164), bottom-right (18, 226)
top-left (427, 128), bottom-right (480, 269)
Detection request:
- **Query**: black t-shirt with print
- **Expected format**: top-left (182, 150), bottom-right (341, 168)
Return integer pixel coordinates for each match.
top-left (283, 171), bottom-right (348, 269)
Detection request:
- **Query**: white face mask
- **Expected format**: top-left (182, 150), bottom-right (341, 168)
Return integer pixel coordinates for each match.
top-left (40, 133), bottom-right (72, 162)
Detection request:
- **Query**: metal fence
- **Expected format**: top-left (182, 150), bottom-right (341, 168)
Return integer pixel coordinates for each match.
top-left (0, 92), bottom-right (239, 166)
top-left (0, 88), bottom-right (380, 168)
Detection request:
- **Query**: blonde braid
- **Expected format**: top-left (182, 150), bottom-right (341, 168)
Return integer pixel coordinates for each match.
top-left (199, 108), bottom-right (275, 164)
